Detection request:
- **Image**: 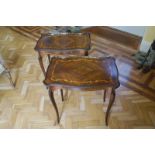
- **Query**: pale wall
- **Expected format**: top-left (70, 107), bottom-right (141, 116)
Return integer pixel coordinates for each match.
top-left (143, 26), bottom-right (155, 42)
top-left (140, 26), bottom-right (155, 52)
top-left (111, 26), bottom-right (146, 37)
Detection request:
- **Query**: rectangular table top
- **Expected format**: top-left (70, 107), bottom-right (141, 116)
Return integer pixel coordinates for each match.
top-left (44, 56), bottom-right (120, 90)
top-left (35, 33), bottom-right (91, 52)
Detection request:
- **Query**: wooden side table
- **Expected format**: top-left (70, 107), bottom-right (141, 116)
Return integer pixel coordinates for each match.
top-left (34, 32), bottom-right (91, 76)
top-left (43, 56), bottom-right (120, 126)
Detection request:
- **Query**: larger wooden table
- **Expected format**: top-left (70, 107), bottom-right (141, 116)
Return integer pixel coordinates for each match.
top-left (44, 56), bottom-right (120, 126)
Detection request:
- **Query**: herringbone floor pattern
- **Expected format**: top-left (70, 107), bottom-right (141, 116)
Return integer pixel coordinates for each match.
top-left (10, 26), bottom-right (54, 41)
top-left (0, 26), bottom-right (155, 128)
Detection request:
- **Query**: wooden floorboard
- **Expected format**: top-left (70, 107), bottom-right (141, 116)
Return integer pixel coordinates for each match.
top-left (82, 26), bottom-right (142, 50)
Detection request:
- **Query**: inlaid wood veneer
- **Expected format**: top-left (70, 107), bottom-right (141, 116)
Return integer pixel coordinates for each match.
top-left (44, 56), bottom-right (120, 125)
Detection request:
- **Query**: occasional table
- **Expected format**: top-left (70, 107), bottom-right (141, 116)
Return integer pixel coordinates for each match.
top-left (43, 56), bottom-right (120, 126)
top-left (34, 32), bottom-right (91, 76)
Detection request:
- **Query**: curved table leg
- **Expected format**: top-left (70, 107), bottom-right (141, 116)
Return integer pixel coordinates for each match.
top-left (103, 89), bottom-right (106, 102)
top-left (38, 56), bottom-right (46, 77)
top-left (105, 88), bottom-right (115, 126)
top-left (60, 89), bottom-right (64, 102)
top-left (48, 89), bottom-right (60, 123)
top-left (85, 50), bottom-right (89, 56)
top-left (48, 55), bottom-right (51, 64)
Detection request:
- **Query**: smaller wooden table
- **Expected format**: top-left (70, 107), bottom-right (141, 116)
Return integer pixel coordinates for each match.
top-left (44, 56), bottom-right (120, 126)
top-left (34, 32), bottom-right (91, 76)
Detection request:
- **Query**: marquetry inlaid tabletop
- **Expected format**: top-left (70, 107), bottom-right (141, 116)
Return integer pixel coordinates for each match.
top-left (35, 33), bottom-right (91, 52)
top-left (44, 56), bottom-right (120, 89)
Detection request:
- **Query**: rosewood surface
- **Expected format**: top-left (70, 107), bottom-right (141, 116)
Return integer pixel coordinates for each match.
top-left (44, 56), bottom-right (120, 125)
top-left (34, 33), bottom-right (91, 76)
top-left (35, 32), bottom-right (91, 52)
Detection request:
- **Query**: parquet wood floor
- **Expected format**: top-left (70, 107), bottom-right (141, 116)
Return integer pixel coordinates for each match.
top-left (82, 26), bottom-right (142, 51)
top-left (10, 26), bottom-right (54, 41)
top-left (0, 26), bottom-right (155, 128)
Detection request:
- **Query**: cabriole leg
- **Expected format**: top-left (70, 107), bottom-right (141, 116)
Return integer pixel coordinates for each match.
top-left (103, 89), bottom-right (106, 102)
top-left (60, 89), bottom-right (64, 102)
top-left (48, 55), bottom-right (51, 64)
top-left (105, 88), bottom-right (115, 126)
top-left (48, 89), bottom-right (60, 123)
top-left (38, 56), bottom-right (46, 77)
